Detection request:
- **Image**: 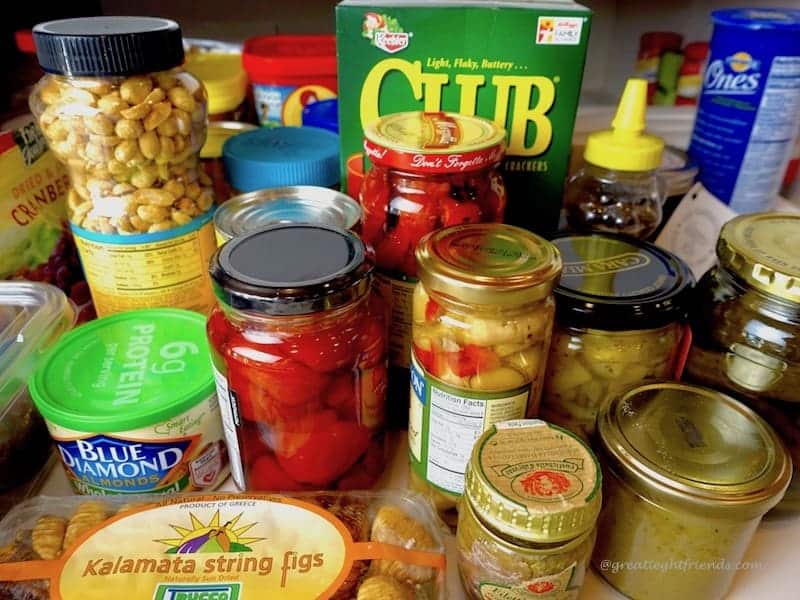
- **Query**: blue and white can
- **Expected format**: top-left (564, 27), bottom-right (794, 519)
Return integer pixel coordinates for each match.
top-left (688, 8), bottom-right (800, 213)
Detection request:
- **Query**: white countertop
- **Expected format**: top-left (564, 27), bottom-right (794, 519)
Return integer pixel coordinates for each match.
top-left (39, 432), bottom-right (800, 600)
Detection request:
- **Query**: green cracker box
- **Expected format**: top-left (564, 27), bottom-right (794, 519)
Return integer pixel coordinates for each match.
top-left (336, 0), bottom-right (592, 234)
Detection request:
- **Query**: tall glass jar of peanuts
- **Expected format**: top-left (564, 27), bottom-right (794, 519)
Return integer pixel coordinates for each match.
top-left (30, 17), bottom-right (217, 316)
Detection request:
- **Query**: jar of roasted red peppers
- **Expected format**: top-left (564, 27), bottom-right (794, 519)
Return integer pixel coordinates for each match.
top-left (207, 224), bottom-right (388, 492)
top-left (360, 111), bottom-right (507, 428)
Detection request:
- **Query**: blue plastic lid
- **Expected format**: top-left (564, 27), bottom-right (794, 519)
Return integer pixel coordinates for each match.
top-left (302, 98), bottom-right (339, 133)
top-left (712, 8), bottom-right (800, 30)
top-left (223, 126), bottom-right (340, 192)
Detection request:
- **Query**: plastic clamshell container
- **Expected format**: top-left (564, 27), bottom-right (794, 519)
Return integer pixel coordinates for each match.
top-left (0, 282), bottom-right (76, 496)
top-left (0, 491), bottom-right (446, 600)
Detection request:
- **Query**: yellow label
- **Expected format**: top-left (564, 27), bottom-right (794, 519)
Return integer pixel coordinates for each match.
top-left (375, 272), bottom-right (415, 369)
top-left (479, 421), bottom-right (599, 513)
top-left (479, 562), bottom-right (580, 599)
top-left (74, 219), bottom-right (217, 317)
top-left (56, 497), bottom-right (348, 600)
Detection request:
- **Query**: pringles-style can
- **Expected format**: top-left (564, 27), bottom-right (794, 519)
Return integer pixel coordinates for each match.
top-left (688, 9), bottom-right (800, 213)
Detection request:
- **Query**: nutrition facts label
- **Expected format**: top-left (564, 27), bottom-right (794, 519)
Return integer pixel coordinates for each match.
top-left (74, 220), bottom-right (217, 316)
top-left (732, 56), bottom-right (800, 212)
top-left (375, 272), bottom-right (416, 369)
top-left (409, 353), bottom-right (530, 495)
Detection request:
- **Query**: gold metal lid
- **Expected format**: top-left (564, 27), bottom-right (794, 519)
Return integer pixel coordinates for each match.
top-left (464, 420), bottom-right (602, 544)
top-left (597, 382), bottom-right (792, 518)
top-left (415, 224), bottom-right (562, 306)
top-left (717, 212), bottom-right (800, 304)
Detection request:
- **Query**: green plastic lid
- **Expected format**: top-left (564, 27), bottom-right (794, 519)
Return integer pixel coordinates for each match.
top-left (29, 309), bottom-right (215, 432)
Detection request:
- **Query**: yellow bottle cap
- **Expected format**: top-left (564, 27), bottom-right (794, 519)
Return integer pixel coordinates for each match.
top-left (584, 78), bottom-right (664, 172)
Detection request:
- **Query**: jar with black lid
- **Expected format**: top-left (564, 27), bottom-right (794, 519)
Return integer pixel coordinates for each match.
top-left (539, 233), bottom-right (694, 440)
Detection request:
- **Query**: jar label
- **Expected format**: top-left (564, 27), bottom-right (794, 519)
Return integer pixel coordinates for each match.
top-left (47, 394), bottom-right (228, 496)
top-left (72, 213), bottom-right (217, 317)
top-left (478, 562), bottom-right (581, 599)
top-left (211, 361), bottom-right (246, 490)
top-left (477, 421), bottom-right (599, 512)
top-left (375, 272), bottom-right (416, 369)
top-left (408, 351), bottom-right (530, 495)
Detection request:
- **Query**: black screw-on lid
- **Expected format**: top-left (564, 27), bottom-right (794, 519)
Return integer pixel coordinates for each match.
top-left (551, 233), bottom-right (694, 331)
top-left (210, 224), bottom-right (373, 316)
top-left (33, 17), bottom-right (184, 77)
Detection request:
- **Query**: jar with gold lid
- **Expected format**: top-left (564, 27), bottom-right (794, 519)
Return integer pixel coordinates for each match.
top-left (685, 212), bottom-right (800, 509)
top-left (408, 224), bottom-right (562, 527)
top-left (456, 419), bottom-right (602, 600)
top-left (593, 382), bottom-right (791, 600)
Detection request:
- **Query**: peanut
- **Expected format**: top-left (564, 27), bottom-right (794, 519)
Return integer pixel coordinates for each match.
top-left (157, 116), bottom-right (178, 137)
top-left (97, 92), bottom-right (128, 116)
top-left (120, 76), bottom-right (153, 104)
top-left (85, 114), bottom-right (115, 136)
top-left (148, 220), bottom-right (175, 233)
top-left (139, 130), bottom-right (160, 160)
top-left (171, 209), bottom-right (192, 226)
top-left (167, 86), bottom-right (195, 113)
top-left (144, 102), bottom-right (171, 131)
top-left (115, 118), bottom-right (144, 140)
top-left (130, 168), bottom-right (157, 189)
top-left (137, 204), bottom-right (169, 223)
top-left (120, 102), bottom-right (151, 120)
top-left (133, 188), bottom-right (175, 207)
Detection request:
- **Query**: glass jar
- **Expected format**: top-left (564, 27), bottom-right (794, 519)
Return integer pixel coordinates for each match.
top-left (594, 383), bottom-right (791, 600)
top-left (564, 79), bottom-right (666, 240)
top-left (29, 17), bottom-right (217, 317)
top-left (409, 224), bottom-right (561, 526)
top-left (207, 224), bottom-right (388, 492)
top-left (685, 212), bottom-right (800, 509)
top-left (457, 420), bottom-right (602, 600)
top-left (360, 111), bottom-right (507, 429)
top-left (540, 233), bottom-right (694, 440)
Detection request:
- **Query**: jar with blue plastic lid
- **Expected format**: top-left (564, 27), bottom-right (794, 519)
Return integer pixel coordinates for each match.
top-left (222, 126), bottom-right (340, 193)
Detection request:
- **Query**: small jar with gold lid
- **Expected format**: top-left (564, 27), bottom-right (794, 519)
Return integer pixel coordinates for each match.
top-left (408, 224), bottom-right (562, 527)
top-left (685, 212), bottom-right (800, 509)
top-left (456, 419), bottom-right (602, 600)
top-left (594, 382), bottom-right (791, 600)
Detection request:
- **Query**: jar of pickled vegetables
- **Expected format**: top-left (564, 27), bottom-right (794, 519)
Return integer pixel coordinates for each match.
top-left (409, 224), bottom-right (561, 526)
top-left (207, 224), bottom-right (388, 492)
top-left (360, 111), bottom-right (507, 429)
top-left (457, 420), bottom-right (602, 600)
top-left (594, 383), bottom-right (791, 600)
top-left (539, 233), bottom-right (694, 440)
top-left (685, 213), bottom-right (800, 510)
top-left (30, 17), bottom-right (217, 317)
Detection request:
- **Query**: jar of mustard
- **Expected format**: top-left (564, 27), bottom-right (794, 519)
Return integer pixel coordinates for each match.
top-left (539, 233), bottom-right (694, 440)
top-left (457, 420), bottom-right (602, 600)
top-left (594, 383), bottom-right (791, 600)
top-left (685, 212), bottom-right (800, 510)
top-left (409, 224), bottom-right (562, 527)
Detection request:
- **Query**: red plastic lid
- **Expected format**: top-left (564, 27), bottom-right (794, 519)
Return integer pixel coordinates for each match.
top-left (243, 34), bottom-right (336, 80)
top-left (15, 30), bottom-right (36, 54)
top-left (683, 42), bottom-right (710, 61)
top-left (639, 31), bottom-right (683, 51)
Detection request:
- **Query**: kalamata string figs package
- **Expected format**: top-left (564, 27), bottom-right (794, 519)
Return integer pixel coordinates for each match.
top-left (1, 4), bottom-right (799, 600)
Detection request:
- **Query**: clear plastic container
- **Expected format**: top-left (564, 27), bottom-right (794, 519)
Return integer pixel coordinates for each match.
top-left (0, 282), bottom-right (75, 505)
top-left (29, 17), bottom-right (217, 317)
top-left (594, 383), bottom-right (791, 600)
top-left (0, 491), bottom-right (446, 600)
top-left (208, 225), bottom-right (388, 493)
top-left (409, 225), bottom-right (561, 527)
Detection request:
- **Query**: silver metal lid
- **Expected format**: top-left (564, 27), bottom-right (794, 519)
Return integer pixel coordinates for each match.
top-left (214, 186), bottom-right (361, 242)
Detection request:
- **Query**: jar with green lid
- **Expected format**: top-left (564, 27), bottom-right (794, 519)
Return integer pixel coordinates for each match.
top-left (539, 233), bottom-right (694, 441)
top-left (409, 224), bottom-right (562, 527)
top-left (685, 212), bottom-right (800, 510)
top-left (457, 419), bottom-right (602, 600)
top-left (594, 382), bottom-right (792, 600)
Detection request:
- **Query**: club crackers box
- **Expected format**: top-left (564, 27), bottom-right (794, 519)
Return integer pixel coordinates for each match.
top-left (336, 0), bottom-right (592, 234)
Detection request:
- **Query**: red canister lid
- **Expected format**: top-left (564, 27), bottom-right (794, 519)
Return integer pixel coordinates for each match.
top-left (243, 34), bottom-right (336, 81)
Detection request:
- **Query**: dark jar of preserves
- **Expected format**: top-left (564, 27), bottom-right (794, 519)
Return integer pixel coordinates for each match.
top-left (685, 212), bottom-right (800, 511)
top-left (207, 224), bottom-right (388, 492)
top-left (360, 111), bottom-right (507, 428)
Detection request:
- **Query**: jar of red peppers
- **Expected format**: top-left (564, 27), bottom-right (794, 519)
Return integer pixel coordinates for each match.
top-left (207, 224), bottom-right (388, 492)
top-left (360, 111), bottom-right (507, 428)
